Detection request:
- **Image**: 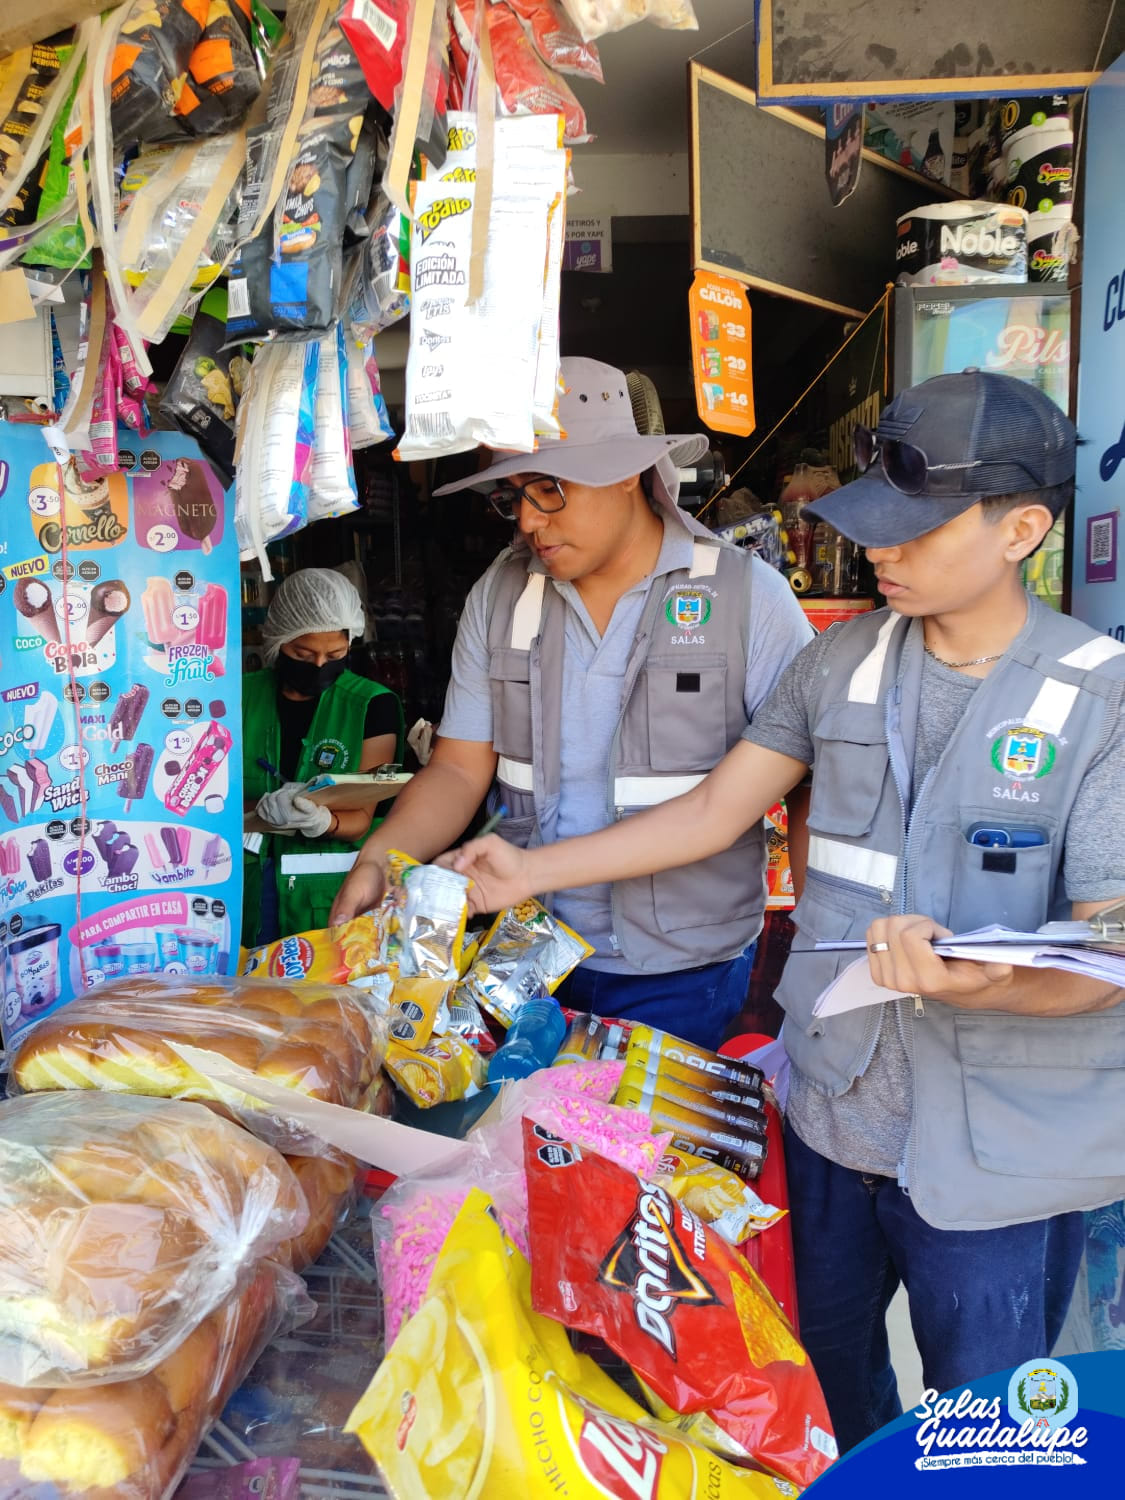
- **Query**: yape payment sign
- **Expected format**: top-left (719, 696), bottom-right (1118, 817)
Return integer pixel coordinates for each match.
top-left (689, 272), bottom-right (756, 438)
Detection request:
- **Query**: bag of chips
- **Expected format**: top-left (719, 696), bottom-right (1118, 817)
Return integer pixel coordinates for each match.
top-left (161, 290), bottom-right (249, 482)
top-left (307, 322), bottom-right (359, 522)
top-left (344, 333), bottom-right (395, 447)
top-left (173, 0), bottom-right (262, 136)
top-left (559, 0), bottom-right (698, 43)
top-left (456, 897), bottom-right (592, 1028)
top-left (385, 1033), bottom-right (486, 1108)
top-left (350, 1185), bottom-right (802, 1498)
top-left (110, 0), bottom-right (211, 144)
top-left (652, 1149), bottom-right (785, 1244)
top-left (505, 0), bottom-right (603, 80)
top-left (523, 1121), bottom-right (836, 1488)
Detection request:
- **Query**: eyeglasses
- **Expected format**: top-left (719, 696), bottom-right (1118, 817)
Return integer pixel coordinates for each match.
top-left (487, 476), bottom-right (567, 522)
top-left (854, 425), bottom-right (1043, 497)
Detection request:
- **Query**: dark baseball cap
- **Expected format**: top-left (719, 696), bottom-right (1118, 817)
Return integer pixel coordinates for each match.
top-left (803, 370), bottom-right (1076, 548)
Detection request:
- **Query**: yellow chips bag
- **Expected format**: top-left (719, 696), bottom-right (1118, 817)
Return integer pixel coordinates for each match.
top-left (384, 1035), bottom-right (486, 1108)
top-left (653, 1149), bottom-right (786, 1243)
top-left (347, 1188), bottom-right (800, 1499)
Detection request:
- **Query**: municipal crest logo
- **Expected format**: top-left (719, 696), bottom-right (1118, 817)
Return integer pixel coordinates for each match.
top-left (991, 726), bottom-right (1056, 781)
top-left (1007, 1358), bottom-right (1079, 1433)
top-left (665, 591), bottom-right (711, 629)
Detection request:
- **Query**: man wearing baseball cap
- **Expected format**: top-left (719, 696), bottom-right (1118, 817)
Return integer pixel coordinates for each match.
top-left (331, 356), bottom-right (813, 1046)
top-left (448, 371), bottom-right (1125, 1447)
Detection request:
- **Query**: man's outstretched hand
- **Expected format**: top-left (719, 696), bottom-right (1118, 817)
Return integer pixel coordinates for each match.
top-left (439, 835), bottom-right (535, 917)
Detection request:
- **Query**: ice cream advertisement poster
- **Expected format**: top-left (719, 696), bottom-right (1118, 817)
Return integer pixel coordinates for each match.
top-left (0, 426), bottom-right (241, 1046)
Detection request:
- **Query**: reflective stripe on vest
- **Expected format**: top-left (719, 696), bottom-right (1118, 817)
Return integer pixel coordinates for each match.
top-left (614, 773), bottom-right (707, 806)
top-left (509, 572), bottom-right (547, 649)
top-left (497, 755), bottom-right (535, 792)
top-left (847, 614), bottom-right (904, 703)
top-left (1015, 635), bottom-right (1125, 737)
top-left (808, 834), bottom-right (898, 892)
top-left (280, 852), bottom-right (359, 876)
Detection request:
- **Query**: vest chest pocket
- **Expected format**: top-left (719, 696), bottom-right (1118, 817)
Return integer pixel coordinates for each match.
top-left (946, 825), bottom-right (1056, 934)
top-left (809, 703), bottom-right (890, 839)
top-left (488, 648), bottom-right (533, 759)
top-left (643, 654), bottom-right (729, 773)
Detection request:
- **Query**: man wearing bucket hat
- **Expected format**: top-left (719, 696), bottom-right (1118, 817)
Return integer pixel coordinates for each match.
top-left (447, 370), bottom-right (1125, 1448)
top-left (331, 356), bottom-right (813, 1046)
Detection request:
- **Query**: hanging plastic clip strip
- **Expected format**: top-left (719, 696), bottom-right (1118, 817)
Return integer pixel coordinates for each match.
top-left (384, 0), bottom-right (438, 216)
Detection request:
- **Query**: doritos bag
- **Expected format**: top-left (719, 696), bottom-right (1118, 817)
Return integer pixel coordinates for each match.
top-left (523, 1120), bottom-right (837, 1488)
top-left (347, 1185), bottom-right (804, 1499)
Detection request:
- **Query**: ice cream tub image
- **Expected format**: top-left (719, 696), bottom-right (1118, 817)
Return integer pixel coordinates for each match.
top-left (174, 929), bottom-right (219, 975)
top-left (156, 928), bottom-right (184, 967)
top-left (118, 939), bottom-right (156, 975)
top-left (8, 924), bottom-right (62, 1019)
top-left (91, 942), bottom-right (124, 979)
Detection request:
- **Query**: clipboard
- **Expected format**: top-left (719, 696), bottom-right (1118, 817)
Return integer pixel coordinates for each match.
top-left (244, 771), bottom-right (414, 835)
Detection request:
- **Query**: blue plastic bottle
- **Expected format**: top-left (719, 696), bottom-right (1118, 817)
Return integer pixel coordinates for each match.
top-left (487, 998), bottom-right (567, 1085)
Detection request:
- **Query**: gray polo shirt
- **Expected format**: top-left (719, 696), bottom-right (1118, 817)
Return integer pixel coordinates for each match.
top-left (440, 516), bottom-right (814, 971)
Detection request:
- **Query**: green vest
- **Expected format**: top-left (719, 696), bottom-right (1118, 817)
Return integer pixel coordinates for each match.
top-left (242, 668), bottom-right (403, 946)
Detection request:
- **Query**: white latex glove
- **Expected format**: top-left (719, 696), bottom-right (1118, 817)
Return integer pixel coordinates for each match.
top-left (256, 783), bottom-right (333, 837)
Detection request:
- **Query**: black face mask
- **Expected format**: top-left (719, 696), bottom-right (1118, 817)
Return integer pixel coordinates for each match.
top-left (277, 652), bottom-right (349, 696)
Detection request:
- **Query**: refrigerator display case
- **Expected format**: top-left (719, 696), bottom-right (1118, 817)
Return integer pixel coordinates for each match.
top-left (894, 284), bottom-right (1072, 609)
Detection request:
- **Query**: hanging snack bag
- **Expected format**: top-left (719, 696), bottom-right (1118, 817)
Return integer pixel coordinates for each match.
top-left (349, 1186), bottom-right (799, 1498)
top-left (110, 0), bottom-right (211, 145)
top-left (387, 857), bottom-right (471, 1051)
top-left (0, 38), bottom-right (70, 228)
top-left (161, 290), bottom-right (246, 482)
top-left (652, 1149), bottom-right (786, 1244)
top-left (307, 323), bottom-right (359, 521)
top-left (344, 334), bottom-right (395, 447)
top-left (484, 1), bottom-right (591, 143)
top-left (174, 0), bottom-right (262, 136)
top-left (384, 1033), bottom-right (485, 1107)
top-left (523, 1122), bottom-right (836, 1488)
top-left (347, 188), bottom-right (411, 337)
top-left (559, 0), bottom-right (698, 43)
top-left (234, 339), bottom-right (320, 573)
top-left (505, 0), bottom-right (603, 80)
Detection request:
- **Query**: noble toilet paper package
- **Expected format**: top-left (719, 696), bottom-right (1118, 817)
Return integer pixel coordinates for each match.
top-left (895, 201), bottom-right (1028, 287)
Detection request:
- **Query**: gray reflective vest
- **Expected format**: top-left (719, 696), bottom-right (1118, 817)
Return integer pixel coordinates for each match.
top-left (484, 540), bottom-right (766, 971)
top-left (776, 598), bottom-right (1125, 1230)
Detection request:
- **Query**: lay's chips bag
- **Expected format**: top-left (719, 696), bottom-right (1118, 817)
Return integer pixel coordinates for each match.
top-left (347, 1184), bottom-right (803, 1499)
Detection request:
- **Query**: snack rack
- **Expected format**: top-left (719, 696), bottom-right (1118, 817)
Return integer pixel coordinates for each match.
top-left (190, 1219), bottom-right (390, 1498)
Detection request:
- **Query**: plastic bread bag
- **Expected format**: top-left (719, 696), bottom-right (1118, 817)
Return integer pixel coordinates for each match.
top-left (523, 1121), bottom-right (837, 1487)
top-left (307, 323), bottom-right (360, 523)
top-left (0, 1258), bottom-right (312, 1500)
top-left (109, 0), bottom-right (211, 145)
top-left (344, 332), bottom-right (395, 447)
top-left (0, 1091), bottom-right (308, 1388)
top-left (173, 0), bottom-right (262, 137)
top-left (234, 337), bottom-right (320, 576)
top-left (6, 972), bottom-right (388, 1156)
top-left (283, 1151), bottom-right (363, 1271)
top-left (161, 286), bottom-right (249, 483)
top-left (559, 0), bottom-right (698, 43)
top-left (457, 896), bottom-right (592, 1028)
top-left (351, 1186), bottom-right (802, 1499)
top-left (505, 0), bottom-right (603, 80)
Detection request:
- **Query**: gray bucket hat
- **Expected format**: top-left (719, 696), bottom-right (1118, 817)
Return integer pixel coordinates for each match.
top-left (432, 357), bottom-right (710, 511)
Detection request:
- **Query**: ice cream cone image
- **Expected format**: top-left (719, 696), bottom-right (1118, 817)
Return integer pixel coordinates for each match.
top-left (14, 578), bottom-right (60, 644)
top-left (86, 580), bottom-right (131, 645)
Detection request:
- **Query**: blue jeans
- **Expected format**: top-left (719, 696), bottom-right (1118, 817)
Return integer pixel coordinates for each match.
top-left (554, 944), bottom-right (755, 1051)
top-left (784, 1123), bottom-right (1085, 1454)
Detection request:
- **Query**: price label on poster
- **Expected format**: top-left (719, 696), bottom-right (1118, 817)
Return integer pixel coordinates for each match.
top-left (688, 272), bottom-right (756, 437)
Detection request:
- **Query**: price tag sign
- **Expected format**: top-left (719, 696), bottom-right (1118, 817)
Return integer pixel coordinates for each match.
top-left (688, 272), bottom-right (756, 437)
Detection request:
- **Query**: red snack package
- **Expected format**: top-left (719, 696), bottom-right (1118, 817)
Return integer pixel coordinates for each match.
top-left (505, 0), bottom-right (604, 81)
top-left (339, 0), bottom-right (407, 112)
top-left (484, 2), bottom-right (591, 143)
top-left (523, 1118), bottom-right (836, 1488)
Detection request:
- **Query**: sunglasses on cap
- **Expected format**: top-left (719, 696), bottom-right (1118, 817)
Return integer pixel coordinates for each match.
top-left (487, 475), bottom-right (568, 522)
top-left (853, 426), bottom-right (1045, 497)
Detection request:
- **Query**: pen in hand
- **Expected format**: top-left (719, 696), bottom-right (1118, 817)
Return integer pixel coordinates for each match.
top-left (474, 805), bottom-right (508, 839)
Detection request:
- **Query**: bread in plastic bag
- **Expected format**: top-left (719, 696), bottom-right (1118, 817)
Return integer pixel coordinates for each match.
top-left (0, 1091), bottom-right (307, 1388)
top-left (8, 973), bottom-right (387, 1155)
top-left (0, 1257), bottom-right (312, 1498)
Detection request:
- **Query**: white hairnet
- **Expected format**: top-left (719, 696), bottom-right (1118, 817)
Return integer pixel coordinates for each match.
top-left (262, 568), bottom-right (367, 665)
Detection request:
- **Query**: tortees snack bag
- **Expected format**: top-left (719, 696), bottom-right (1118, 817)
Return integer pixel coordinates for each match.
top-left (523, 1121), bottom-right (836, 1487)
top-left (347, 1185), bottom-right (801, 1499)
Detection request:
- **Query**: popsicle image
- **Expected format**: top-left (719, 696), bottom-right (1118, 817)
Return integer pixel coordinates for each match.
top-left (144, 832), bottom-right (166, 870)
top-left (177, 827), bottom-right (191, 864)
top-left (161, 826), bottom-right (185, 867)
top-left (201, 833), bottom-right (226, 881)
top-left (194, 584), bottom-right (227, 651)
top-left (117, 743), bottom-right (155, 812)
top-left (25, 759), bottom-right (51, 813)
top-left (27, 839), bottom-right (52, 882)
top-left (106, 839), bottom-right (139, 878)
top-left (163, 721), bottom-right (232, 817)
top-left (142, 577), bottom-right (176, 649)
top-left (0, 838), bottom-right (20, 874)
top-left (14, 578), bottom-right (60, 644)
top-left (167, 459), bottom-right (218, 553)
top-left (86, 580), bottom-right (131, 645)
top-left (0, 789), bottom-right (16, 824)
top-left (94, 821), bottom-right (121, 861)
top-left (110, 684), bottom-right (149, 743)
top-left (24, 695), bottom-right (58, 751)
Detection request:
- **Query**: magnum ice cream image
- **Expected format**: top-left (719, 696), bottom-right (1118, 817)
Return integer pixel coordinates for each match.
top-left (167, 458), bottom-right (219, 553)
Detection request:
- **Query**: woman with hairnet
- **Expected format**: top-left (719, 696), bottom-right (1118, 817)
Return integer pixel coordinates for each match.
top-left (242, 569), bottom-right (403, 945)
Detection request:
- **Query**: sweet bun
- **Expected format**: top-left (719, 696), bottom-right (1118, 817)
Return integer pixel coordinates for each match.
top-left (184, 1031), bottom-right (267, 1075)
top-left (235, 985), bottom-right (305, 1017)
top-left (153, 1317), bottom-right (219, 1414)
top-left (0, 1383), bottom-right (40, 1461)
top-left (257, 1041), bottom-right (346, 1103)
top-left (20, 1376), bottom-right (174, 1490)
